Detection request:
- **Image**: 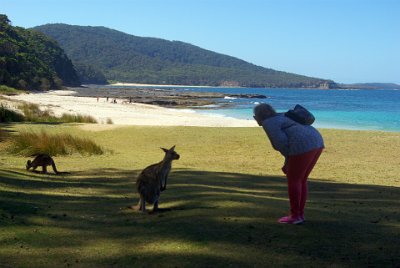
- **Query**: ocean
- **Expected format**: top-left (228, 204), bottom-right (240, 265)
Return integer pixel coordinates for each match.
top-left (107, 85), bottom-right (400, 132)
top-left (176, 87), bottom-right (400, 132)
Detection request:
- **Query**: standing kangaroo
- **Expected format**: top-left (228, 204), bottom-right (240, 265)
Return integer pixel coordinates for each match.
top-left (135, 145), bottom-right (180, 213)
top-left (26, 154), bottom-right (59, 174)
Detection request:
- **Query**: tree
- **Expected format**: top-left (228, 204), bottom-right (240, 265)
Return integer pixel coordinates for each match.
top-left (0, 14), bottom-right (81, 90)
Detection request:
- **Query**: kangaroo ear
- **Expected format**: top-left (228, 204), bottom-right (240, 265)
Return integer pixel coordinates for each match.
top-left (161, 147), bottom-right (168, 153)
top-left (170, 145), bottom-right (176, 151)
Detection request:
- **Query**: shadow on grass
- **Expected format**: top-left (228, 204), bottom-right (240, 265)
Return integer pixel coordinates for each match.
top-left (0, 168), bottom-right (399, 267)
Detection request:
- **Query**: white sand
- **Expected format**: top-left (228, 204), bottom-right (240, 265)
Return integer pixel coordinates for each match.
top-left (5, 90), bottom-right (257, 127)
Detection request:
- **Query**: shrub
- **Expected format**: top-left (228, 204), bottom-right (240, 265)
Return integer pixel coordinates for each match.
top-left (9, 131), bottom-right (104, 156)
top-left (106, 118), bottom-right (113, 124)
top-left (0, 104), bottom-right (25, 122)
top-left (0, 85), bottom-right (26, 95)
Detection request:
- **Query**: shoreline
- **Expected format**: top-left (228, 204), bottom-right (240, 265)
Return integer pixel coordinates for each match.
top-left (2, 89), bottom-right (398, 132)
top-left (4, 90), bottom-right (257, 128)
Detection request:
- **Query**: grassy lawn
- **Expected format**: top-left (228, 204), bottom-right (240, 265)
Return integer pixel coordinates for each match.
top-left (0, 124), bottom-right (399, 267)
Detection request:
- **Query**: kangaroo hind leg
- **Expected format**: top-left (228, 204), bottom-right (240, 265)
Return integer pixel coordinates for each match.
top-left (153, 200), bottom-right (159, 212)
top-left (139, 195), bottom-right (146, 212)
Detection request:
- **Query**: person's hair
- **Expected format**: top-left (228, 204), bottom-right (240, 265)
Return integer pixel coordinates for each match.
top-left (253, 103), bottom-right (276, 121)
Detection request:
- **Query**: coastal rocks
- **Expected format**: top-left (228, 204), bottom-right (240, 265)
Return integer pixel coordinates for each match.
top-left (137, 99), bottom-right (216, 107)
top-left (70, 86), bottom-right (268, 108)
top-left (143, 100), bottom-right (179, 106)
top-left (226, 94), bottom-right (268, 99)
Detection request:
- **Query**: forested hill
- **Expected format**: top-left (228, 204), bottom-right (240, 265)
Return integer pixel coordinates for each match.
top-left (33, 23), bottom-right (338, 88)
top-left (0, 15), bottom-right (80, 90)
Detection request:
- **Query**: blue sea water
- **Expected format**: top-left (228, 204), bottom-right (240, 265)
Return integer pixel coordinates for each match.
top-left (107, 85), bottom-right (400, 131)
top-left (179, 87), bottom-right (400, 132)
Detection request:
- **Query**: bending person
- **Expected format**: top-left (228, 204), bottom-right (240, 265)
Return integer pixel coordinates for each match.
top-left (253, 103), bottom-right (324, 225)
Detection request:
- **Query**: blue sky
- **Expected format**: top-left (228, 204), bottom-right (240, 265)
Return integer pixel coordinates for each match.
top-left (2, 0), bottom-right (399, 84)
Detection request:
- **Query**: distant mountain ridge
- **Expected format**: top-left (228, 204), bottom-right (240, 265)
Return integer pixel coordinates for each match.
top-left (340, 83), bottom-right (400, 90)
top-left (33, 23), bottom-right (338, 88)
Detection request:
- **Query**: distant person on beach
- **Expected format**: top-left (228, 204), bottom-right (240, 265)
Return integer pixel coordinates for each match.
top-left (253, 103), bottom-right (324, 225)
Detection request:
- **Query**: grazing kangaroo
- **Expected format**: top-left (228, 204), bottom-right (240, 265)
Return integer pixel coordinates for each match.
top-left (26, 154), bottom-right (60, 174)
top-left (135, 145), bottom-right (180, 213)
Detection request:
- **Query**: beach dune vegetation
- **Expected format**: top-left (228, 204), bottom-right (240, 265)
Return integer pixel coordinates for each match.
top-left (0, 85), bottom-right (26, 95)
top-left (8, 130), bottom-right (103, 156)
top-left (19, 102), bottom-right (54, 122)
top-left (0, 104), bottom-right (25, 122)
top-left (60, 113), bottom-right (98, 124)
top-left (18, 102), bottom-right (97, 123)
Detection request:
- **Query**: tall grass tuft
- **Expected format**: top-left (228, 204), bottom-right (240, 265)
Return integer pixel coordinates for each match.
top-left (0, 104), bottom-right (25, 123)
top-left (60, 113), bottom-right (98, 123)
top-left (9, 131), bottom-right (104, 156)
top-left (18, 102), bottom-right (98, 123)
top-left (18, 103), bottom-right (58, 123)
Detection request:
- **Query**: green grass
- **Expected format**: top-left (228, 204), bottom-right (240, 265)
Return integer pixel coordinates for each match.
top-left (0, 124), bottom-right (399, 267)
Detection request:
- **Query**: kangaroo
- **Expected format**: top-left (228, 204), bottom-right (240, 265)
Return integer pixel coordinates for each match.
top-left (26, 154), bottom-right (59, 174)
top-left (134, 145), bottom-right (180, 213)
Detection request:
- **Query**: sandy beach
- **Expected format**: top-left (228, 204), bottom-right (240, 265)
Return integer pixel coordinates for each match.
top-left (4, 90), bottom-right (257, 127)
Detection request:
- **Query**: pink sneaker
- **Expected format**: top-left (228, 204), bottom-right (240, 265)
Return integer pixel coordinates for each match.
top-left (278, 215), bottom-right (304, 225)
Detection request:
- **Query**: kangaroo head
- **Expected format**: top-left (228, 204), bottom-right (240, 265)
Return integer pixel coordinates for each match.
top-left (161, 145), bottom-right (180, 161)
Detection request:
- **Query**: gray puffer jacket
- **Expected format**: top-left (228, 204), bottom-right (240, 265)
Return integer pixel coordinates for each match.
top-left (262, 114), bottom-right (324, 157)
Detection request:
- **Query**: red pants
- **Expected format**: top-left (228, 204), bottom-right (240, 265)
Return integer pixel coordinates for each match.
top-left (284, 148), bottom-right (323, 218)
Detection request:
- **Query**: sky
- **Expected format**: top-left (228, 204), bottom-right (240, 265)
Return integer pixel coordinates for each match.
top-left (1, 0), bottom-right (399, 84)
